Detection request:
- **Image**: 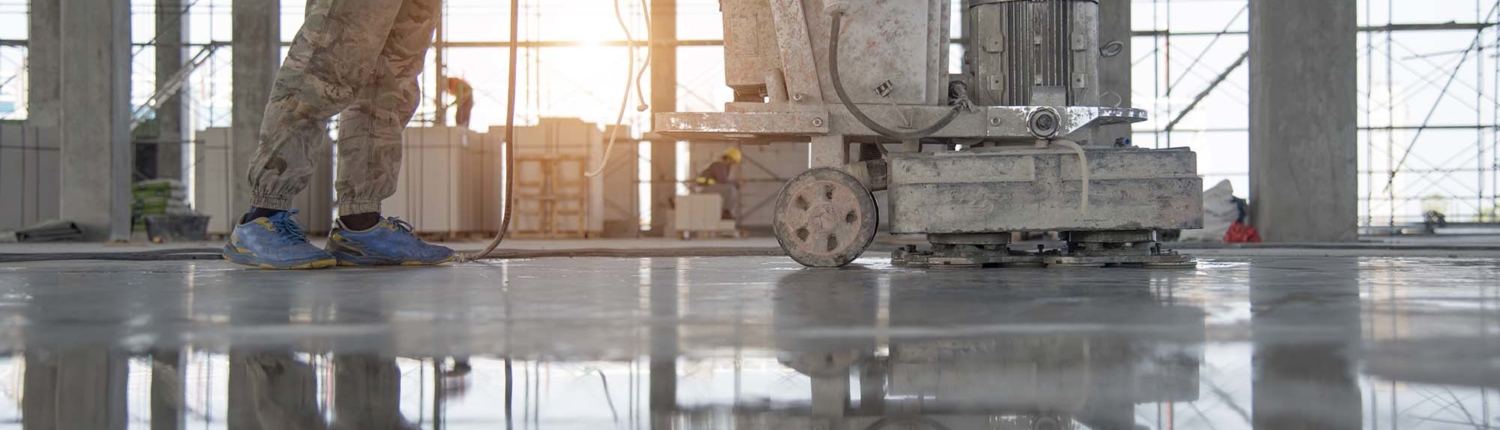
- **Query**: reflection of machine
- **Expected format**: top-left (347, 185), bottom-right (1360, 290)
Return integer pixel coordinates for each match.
top-left (656, 0), bottom-right (1202, 267)
top-left (759, 269), bottom-right (1207, 430)
top-left (765, 334), bottom-right (1204, 430)
top-left (840, 336), bottom-right (1201, 430)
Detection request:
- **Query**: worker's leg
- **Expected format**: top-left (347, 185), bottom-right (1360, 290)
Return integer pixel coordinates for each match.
top-left (246, 0), bottom-right (405, 212)
top-left (226, 0), bottom-right (405, 270)
top-left (703, 184), bottom-right (739, 220)
top-left (332, 0), bottom-right (437, 218)
top-left (724, 184), bottom-right (739, 219)
top-left (324, 0), bottom-right (455, 266)
top-left (456, 96), bottom-right (474, 128)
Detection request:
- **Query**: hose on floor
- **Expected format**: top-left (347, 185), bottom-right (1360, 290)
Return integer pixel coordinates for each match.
top-left (0, 248), bottom-right (224, 263)
top-left (828, 11), bottom-right (962, 142)
top-left (466, 0), bottom-right (522, 261)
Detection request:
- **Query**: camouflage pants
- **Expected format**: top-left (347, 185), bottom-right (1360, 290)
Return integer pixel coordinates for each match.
top-left (247, 0), bottom-right (438, 215)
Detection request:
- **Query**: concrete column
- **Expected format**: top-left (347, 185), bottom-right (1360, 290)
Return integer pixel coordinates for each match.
top-left (232, 0), bottom-right (281, 216)
top-left (21, 0), bottom-right (62, 228)
top-left (22, 351), bottom-right (60, 430)
top-left (1097, 0), bottom-right (1132, 147)
top-left (1249, 0), bottom-right (1358, 242)
top-left (151, 350), bottom-right (186, 430)
top-left (24, 349), bottom-right (129, 430)
top-left (26, 0), bottom-right (60, 131)
top-left (155, 0), bottom-right (191, 180)
top-left (58, 0), bottom-right (133, 241)
top-left (649, 0), bottom-right (677, 236)
top-left (1250, 260), bottom-right (1361, 428)
top-left (648, 259), bottom-right (678, 430)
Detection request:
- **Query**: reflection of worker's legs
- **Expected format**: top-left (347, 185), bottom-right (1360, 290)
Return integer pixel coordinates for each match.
top-left (247, 0), bottom-right (405, 210)
top-left (241, 353), bottom-right (328, 429)
top-left (701, 184), bottom-right (739, 220)
top-left (333, 355), bottom-right (409, 430)
top-left (455, 96), bottom-right (474, 128)
top-left (334, 0), bottom-right (439, 216)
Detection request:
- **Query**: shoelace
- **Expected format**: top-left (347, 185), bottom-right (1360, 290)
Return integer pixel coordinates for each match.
top-left (267, 210), bottom-right (309, 244)
top-left (387, 217), bottom-right (416, 235)
top-left (385, 217), bottom-right (429, 248)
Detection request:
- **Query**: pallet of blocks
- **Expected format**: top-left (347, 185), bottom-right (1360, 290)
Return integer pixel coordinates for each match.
top-left (195, 127), bottom-right (334, 237)
top-left (385, 126), bottom-right (487, 239)
top-left (498, 118), bottom-right (606, 238)
top-left (675, 194), bottom-right (741, 239)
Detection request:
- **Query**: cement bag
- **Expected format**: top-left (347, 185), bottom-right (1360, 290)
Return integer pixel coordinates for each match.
top-left (1178, 179), bottom-right (1237, 242)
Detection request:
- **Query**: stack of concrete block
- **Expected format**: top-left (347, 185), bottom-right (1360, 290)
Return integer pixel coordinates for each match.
top-left (386, 126), bottom-right (486, 235)
top-left (480, 127), bottom-right (508, 234)
top-left (193, 120), bottom-right (617, 239)
top-left (599, 125), bottom-right (640, 237)
top-left (196, 127), bottom-right (333, 236)
top-left (502, 118), bottom-right (605, 237)
top-left (675, 194), bottom-right (735, 234)
top-left (0, 121), bottom-right (60, 232)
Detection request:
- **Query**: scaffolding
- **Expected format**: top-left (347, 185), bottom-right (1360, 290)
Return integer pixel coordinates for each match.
top-left (1137, 0), bottom-right (1500, 230)
top-left (0, 0), bottom-right (1498, 231)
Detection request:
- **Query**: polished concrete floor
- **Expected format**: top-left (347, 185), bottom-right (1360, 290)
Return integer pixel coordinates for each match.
top-left (0, 253), bottom-right (1497, 429)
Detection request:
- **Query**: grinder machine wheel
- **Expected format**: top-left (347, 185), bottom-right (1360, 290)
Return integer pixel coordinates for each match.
top-left (773, 168), bottom-right (879, 267)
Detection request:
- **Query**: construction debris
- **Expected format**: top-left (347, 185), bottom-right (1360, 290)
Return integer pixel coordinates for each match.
top-left (0, 220), bottom-right (85, 243)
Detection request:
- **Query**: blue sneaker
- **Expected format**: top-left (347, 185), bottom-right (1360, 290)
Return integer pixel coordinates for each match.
top-left (325, 217), bottom-right (458, 266)
top-left (222, 210), bottom-right (337, 270)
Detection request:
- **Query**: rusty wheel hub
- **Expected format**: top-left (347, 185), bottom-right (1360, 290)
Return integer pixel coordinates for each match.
top-left (774, 168), bottom-right (878, 267)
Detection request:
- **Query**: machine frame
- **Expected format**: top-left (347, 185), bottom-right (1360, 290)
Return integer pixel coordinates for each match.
top-left (654, 0), bottom-right (1203, 268)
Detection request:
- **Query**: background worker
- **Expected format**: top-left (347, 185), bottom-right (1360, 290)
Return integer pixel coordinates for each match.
top-left (694, 148), bottom-right (743, 221)
top-left (446, 76), bottom-right (475, 128)
top-left (223, 0), bottom-right (457, 269)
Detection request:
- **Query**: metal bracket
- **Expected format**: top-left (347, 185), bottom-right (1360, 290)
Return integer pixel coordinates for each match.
top-left (770, 0), bottom-right (824, 104)
top-left (653, 105), bottom-right (1146, 141)
top-left (654, 111), bottom-right (830, 140)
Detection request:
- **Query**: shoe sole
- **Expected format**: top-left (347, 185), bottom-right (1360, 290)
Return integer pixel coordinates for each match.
top-left (329, 250), bottom-right (459, 267)
top-left (332, 256), bottom-right (459, 267)
top-left (222, 245), bottom-right (337, 270)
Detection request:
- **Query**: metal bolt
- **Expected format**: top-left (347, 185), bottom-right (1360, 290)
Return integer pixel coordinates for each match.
top-left (812, 117), bottom-right (825, 127)
top-left (1028, 108), bottom-right (1061, 139)
top-left (1036, 113), bottom-right (1056, 131)
top-left (793, 93), bottom-right (806, 101)
top-left (989, 117), bottom-right (1002, 126)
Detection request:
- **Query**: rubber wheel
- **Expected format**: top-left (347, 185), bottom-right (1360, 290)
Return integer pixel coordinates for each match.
top-left (773, 168), bottom-right (879, 267)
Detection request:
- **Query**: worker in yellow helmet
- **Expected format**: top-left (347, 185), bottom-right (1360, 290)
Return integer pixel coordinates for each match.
top-left (694, 148), bottom-right (743, 220)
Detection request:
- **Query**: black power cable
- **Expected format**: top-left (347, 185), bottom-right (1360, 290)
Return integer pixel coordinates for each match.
top-left (828, 11), bottom-right (962, 142)
top-left (470, 0), bottom-right (522, 261)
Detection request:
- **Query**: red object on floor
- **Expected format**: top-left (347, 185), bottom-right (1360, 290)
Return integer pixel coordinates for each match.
top-left (1225, 221), bottom-right (1262, 243)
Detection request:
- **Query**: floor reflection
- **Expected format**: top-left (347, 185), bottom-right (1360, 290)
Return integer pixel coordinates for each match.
top-left (0, 257), bottom-right (1495, 429)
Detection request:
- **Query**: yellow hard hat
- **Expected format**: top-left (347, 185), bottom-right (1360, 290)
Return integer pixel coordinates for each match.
top-left (725, 148), bottom-right (743, 163)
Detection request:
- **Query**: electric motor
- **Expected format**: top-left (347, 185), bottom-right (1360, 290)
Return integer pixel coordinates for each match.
top-left (965, 0), bottom-right (1100, 107)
